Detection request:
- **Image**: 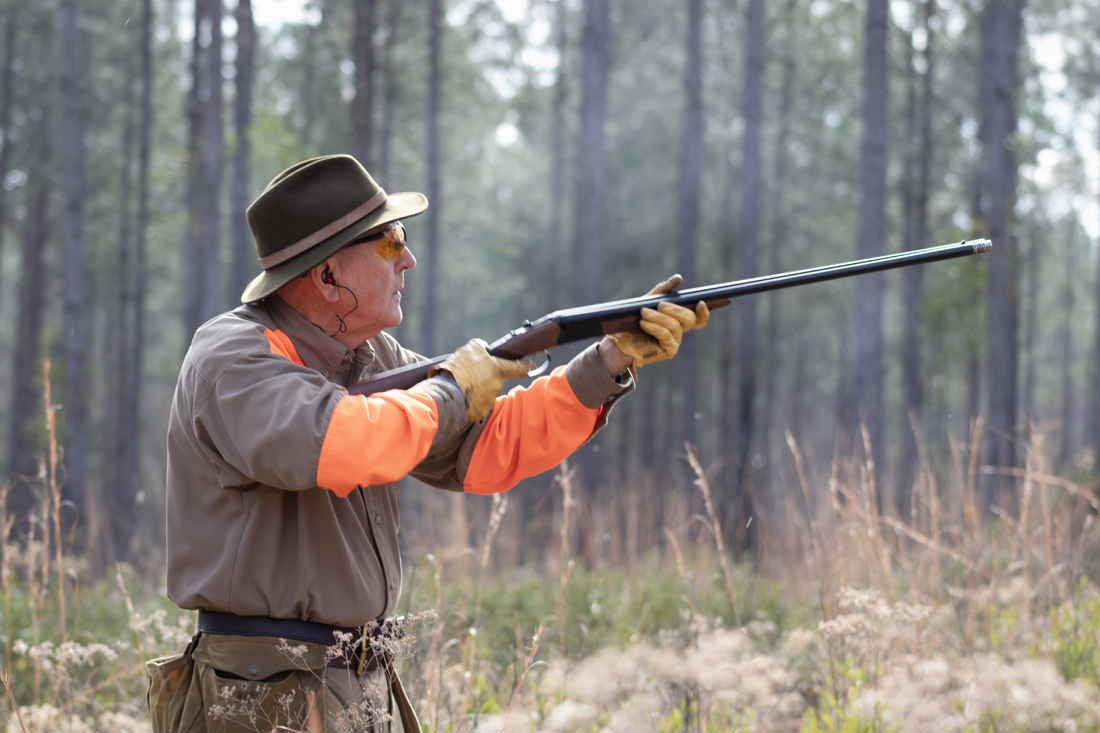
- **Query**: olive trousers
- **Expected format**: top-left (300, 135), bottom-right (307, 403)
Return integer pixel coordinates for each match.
top-left (147, 634), bottom-right (420, 733)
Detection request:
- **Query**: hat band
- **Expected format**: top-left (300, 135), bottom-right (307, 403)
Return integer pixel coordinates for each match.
top-left (258, 189), bottom-right (389, 269)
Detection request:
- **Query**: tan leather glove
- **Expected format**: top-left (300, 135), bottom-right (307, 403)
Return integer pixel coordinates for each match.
top-left (606, 274), bottom-right (710, 368)
top-left (430, 339), bottom-right (530, 422)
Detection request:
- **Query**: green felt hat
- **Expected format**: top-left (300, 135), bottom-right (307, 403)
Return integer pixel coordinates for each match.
top-left (241, 155), bottom-right (428, 303)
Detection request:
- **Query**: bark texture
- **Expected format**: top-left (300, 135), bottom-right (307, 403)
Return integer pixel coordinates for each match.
top-left (351, 0), bottom-right (375, 166)
top-left (113, 0), bottom-right (155, 564)
top-left (185, 0), bottom-right (224, 336)
top-left (421, 0), bottom-right (443, 354)
top-left (855, 0), bottom-right (889, 507)
top-left (105, 36), bottom-right (137, 565)
top-left (898, 0), bottom-right (935, 520)
top-left (547, 0), bottom-right (569, 312)
top-left (1091, 151), bottom-right (1100, 454)
top-left (762, 49), bottom-right (795, 530)
top-left (0, 6), bottom-right (17, 319)
top-left (732, 0), bottom-right (764, 550)
top-left (677, 0), bottom-right (704, 456)
top-left (377, 0), bottom-right (402, 183)
top-left (204, 0), bottom-right (224, 312)
top-left (571, 0), bottom-right (609, 306)
top-left (230, 0), bottom-right (255, 303)
top-left (1058, 226), bottom-right (1076, 470)
top-left (980, 0), bottom-right (1024, 513)
top-left (570, 0), bottom-right (610, 490)
top-left (61, 0), bottom-right (88, 520)
top-left (8, 112), bottom-right (52, 522)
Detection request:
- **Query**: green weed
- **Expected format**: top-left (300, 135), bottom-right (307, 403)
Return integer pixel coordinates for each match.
top-left (1051, 578), bottom-right (1100, 687)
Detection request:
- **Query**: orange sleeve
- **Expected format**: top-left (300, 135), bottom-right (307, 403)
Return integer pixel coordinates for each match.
top-left (317, 390), bottom-right (440, 498)
top-left (463, 366), bottom-right (599, 495)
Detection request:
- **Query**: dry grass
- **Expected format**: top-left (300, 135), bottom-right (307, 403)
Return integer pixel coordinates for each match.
top-left (397, 422), bottom-right (1100, 732)
top-left (2, 413), bottom-right (1099, 732)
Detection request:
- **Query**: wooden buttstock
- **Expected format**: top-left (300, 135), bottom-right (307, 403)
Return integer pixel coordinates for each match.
top-left (347, 321), bottom-right (563, 397)
top-left (346, 355), bottom-right (449, 397)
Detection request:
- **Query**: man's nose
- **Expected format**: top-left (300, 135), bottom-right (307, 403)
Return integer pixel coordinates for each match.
top-left (398, 247), bottom-right (417, 271)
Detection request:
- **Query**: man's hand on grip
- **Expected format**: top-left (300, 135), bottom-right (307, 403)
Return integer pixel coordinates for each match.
top-left (430, 339), bottom-right (530, 422)
top-left (606, 274), bottom-right (710, 368)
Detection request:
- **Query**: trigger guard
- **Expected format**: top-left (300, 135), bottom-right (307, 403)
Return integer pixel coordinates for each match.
top-left (525, 351), bottom-right (552, 378)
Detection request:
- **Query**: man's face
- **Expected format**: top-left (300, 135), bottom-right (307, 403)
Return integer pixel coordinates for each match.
top-left (330, 223), bottom-right (416, 342)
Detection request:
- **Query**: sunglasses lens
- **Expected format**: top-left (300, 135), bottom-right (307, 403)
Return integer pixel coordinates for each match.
top-left (388, 223), bottom-right (406, 248)
top-left (374, 223), bottom-right (406, 260)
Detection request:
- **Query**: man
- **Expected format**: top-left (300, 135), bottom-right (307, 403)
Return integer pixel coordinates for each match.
top-left (148, 155), bottom-right (707, 733)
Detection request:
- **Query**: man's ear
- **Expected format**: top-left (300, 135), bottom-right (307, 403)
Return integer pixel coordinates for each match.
top-left (307, 260), bottom-right (341, 303)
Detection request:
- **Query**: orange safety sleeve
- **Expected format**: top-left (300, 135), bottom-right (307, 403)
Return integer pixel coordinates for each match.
top-left (317, 390), bottom-right (440, 498)
top-left (463, 366), bottom-right (599, 495)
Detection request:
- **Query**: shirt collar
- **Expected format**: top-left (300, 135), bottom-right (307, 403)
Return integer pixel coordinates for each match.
top-left (265, 296), bottom-right (355, 382)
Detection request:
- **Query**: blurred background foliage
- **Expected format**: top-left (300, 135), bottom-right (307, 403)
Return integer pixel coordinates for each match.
top-left (0, 0), bottom-right (1097, 579)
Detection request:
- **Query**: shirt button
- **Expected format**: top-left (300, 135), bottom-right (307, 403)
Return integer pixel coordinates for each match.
top-left (390, 580), bottom-right (396, 589)
top-left (249, 666), bottom-right (259, 677)
top-left (375, 514), bottom-right (381, 525)
top-left (322, 369), bottom-right (331, 377)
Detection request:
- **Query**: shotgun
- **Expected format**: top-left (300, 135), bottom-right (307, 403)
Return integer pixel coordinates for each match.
top-left (349, 238), bottom-right (992, 397)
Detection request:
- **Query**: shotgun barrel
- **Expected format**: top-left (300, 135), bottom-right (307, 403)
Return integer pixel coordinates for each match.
top-left (349, 238), bottom-right (992, 397)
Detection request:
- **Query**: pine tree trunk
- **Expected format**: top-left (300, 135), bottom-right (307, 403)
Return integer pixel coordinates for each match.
top-left (7, 114), bottom-right (53, 522)
top-left (61, 0), bottom-right (88, 521)
top-left (640, 368), bottom-right (659, 470)
top-left (351, 0), bottom-right (375, 165)
top-left (299, 0), bottom-right (319, 149)
top-left (571, 0), bottom-right (609, 306)
top-left (105, 44), bottom-right (137, 566)
top-left (570, 0), bottom-right (610, 489)
top-left (761, 49), bottom-right (795, 530)
top-left (421, 0), bottom-right (443, 354)
top-left (230, 0), bottom-right (254, 303)
top-left (546, 0), bottom-right (568, 312)
top-left (732, 0), bottom-right (764, 550)
top-left (719, 61), bottom-right (738, 507)
top-left (980, 0), bottom-right (1024, 513)
top-left (855, 0), bottom-right (889, 508)
top-left (677, 0), bottom-right (704, 456)
top-left (184, 0), bottom-right (224, 329)
top-left (1057, 225), bottom-right (1076, 470)
top-left (204, 0), bottom-right (224, 313)
top-left (1091, 125), bottom-right (1100, 454)
top-left (377, 0), bottom-right (402, 183)
top-left (897, 26), bottom-right (917, 512)
top-left (1022, 223), bottom-right (1039, 421)
top-left (114, 0), bottom-right (155, 564)
top-left (898, 0), bottom-right (935, 521)
top-left (0, 6), bottom-right (17, 319)
top-left (966, 4), bottom-right (990, 433)
top-left (185, 0), bottom-right (209, 338)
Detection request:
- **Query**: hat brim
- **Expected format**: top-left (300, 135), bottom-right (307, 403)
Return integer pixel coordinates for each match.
top-left (241, 191), bottom-right (428, 304)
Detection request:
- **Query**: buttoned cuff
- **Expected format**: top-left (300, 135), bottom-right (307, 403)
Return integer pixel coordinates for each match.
top-left (564, 343), bottom-right (634, 409)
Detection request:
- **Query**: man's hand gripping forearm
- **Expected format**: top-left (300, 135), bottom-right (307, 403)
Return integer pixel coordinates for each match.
top-left (601, 274), bottom-right (710, 378)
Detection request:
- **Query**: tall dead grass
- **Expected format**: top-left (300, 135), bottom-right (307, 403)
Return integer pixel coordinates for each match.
top-left (1, 363), bottom-right (193, 733)
top-left (3, 402), bottom-right (1100, 732)
top-left (397, 420), bottom-right (1100, 732)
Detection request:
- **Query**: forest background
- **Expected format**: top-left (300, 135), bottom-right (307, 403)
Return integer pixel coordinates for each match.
top-left (2, 0), bottom-right (1100, 730)
top-left (1, 0), bottom-right (1094, 572)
